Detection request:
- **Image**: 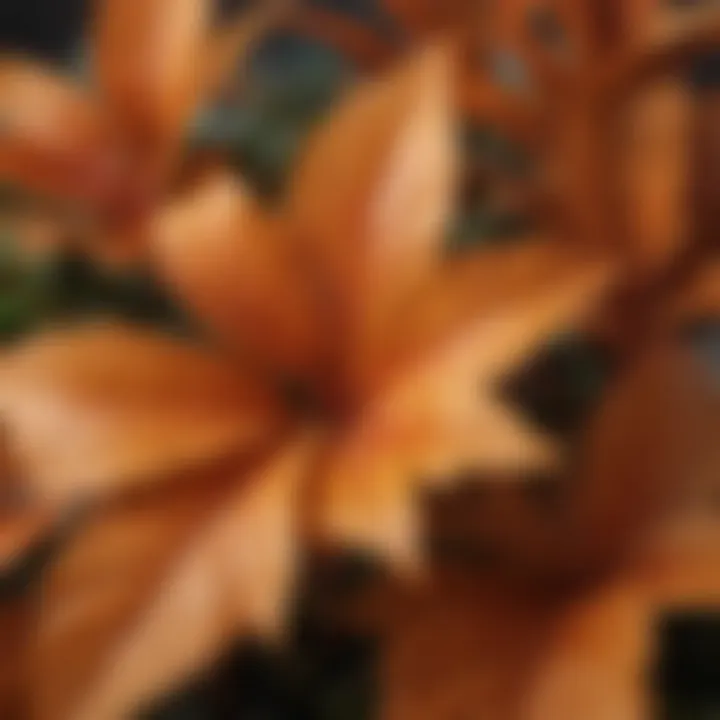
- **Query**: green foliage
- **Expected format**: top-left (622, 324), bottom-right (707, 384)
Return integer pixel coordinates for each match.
top-left (0, 237), bottom-right (53, 341)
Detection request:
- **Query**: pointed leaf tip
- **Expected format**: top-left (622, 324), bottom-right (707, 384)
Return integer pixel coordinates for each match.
top-left (38, 432), bottom-right (317, 720)
top-left (0, 60), bottom-right (116, 202)
top-left (152, 172), bottom-right (324, 380)
top-left (94, 0), bottom-right (210, 159)
top-left (0, 324), bottom-right (283, 505)
top-left (288, 42), bottom-right (457, 394)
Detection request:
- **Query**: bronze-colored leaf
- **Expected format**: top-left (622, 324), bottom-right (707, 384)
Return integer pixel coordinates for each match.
top-left (0, 323), bottom-right (284, 504)
top-left (0, 61), bottom-right (114, 202)
top-left (383, 528), bottom-right (720, 720)
top-left (425, 340), bottom-right (720, 578)
top-left (567, 343), bottom-right (720, 571)
top-left (373, 240), bottom-right (613, 407)
top-left (315, 239), bottom-right (612, 565)
top-left (152, 172), bottom-right (325, 381)
top-left (94, 0), bottom-right (210, 169)
top-left (35, 433), bottom-right (315, 720)
top-left (288, 44), bottom-right (456, 389)
top-left (318, 397), bottom-right (559, 569)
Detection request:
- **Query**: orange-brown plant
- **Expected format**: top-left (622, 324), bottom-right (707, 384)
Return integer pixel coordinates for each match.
top-left (0, 0), bottom-right (289, 263)
top-left (0, 44), bottom-right (613, 719)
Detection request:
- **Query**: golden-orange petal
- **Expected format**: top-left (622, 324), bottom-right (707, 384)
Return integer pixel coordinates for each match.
top-left (407, 399), bottom-right (562, 480)
top-left (152, 171), bottom-right (324, 381)
top-left (374, 238), bottom-right (615, 398)
top-left (36, 433), bottom-right (315, 719)
top-left (94, 0), bottom-right (210, 165)
top-left (0, 60), bottom-right (114, 202)
top-left (317, 393), bottom-right (558, 570)
top-left (317, 430), bottom-right (424, 572)
top-left (288, 44), bottom-right (456, 388)
top-left (315, 240), bottom-right (612, 567)
top-left (0, 323), bottom-right (284, 505)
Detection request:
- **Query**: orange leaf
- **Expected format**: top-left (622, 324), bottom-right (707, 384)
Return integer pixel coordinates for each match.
top-left (423, 340), bottom-right (720, 578)
top-left (317, 397), bottom-right (559, 569)
top-left (35, 433), bottom-right (316, 720)
top-left (288, 44), bottom-right (456, 388)
top-left (152, 172), bottom-right (325, 381)
top-left (374, 239), bottom-right (614, 400)
top-left (93, 0), bottom-right (210, 166)
top-left (0, 61), bottom-right (114, 202)
top-left (315, 239), bottom-right (612, 566)
top-left (525, 533), bottom-right (720, 720)
top-left (0, 323), bottom-right (284, 505)
top-left (383, 527), bottom-right (720, 720)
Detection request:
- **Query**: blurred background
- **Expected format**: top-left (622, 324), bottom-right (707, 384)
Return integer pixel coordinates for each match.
top-left (2, 1), bottom-right (720, 718)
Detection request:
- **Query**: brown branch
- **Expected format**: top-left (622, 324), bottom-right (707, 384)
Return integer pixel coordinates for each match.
top-left (381, 0), bottom-right (433, 38)
top-left (0, 592), bottom-right (35, 719)
top-left (288, 7), bottom-right (397, 71)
